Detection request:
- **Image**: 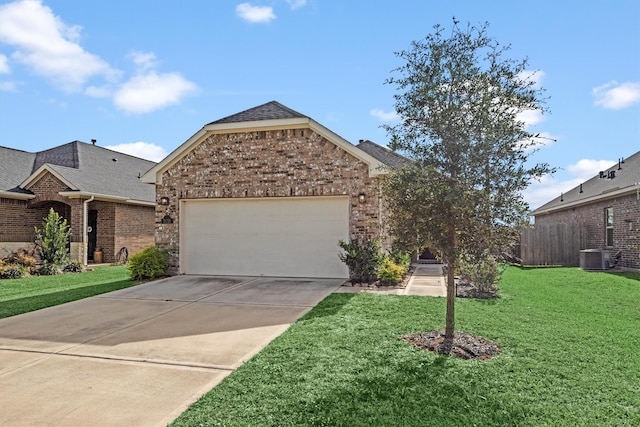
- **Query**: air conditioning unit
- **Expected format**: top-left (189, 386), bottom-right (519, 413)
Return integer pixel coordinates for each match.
top-left (579, 249), bottom-right (610, 271)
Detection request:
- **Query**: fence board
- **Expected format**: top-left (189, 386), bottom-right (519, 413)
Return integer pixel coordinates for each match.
top-left (519, 223), bottom-right (588, 266)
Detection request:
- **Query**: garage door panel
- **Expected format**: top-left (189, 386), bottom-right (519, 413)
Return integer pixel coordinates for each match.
top-left (181, 197), bottom-right (349, 278)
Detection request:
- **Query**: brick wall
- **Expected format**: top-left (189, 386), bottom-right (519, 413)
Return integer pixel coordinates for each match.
top-left (155, 127), bottom-right (384, 272)
top-left (534, 192), bottom-right (640, 269)
top-left (115, 203), bottom-right (155, 260)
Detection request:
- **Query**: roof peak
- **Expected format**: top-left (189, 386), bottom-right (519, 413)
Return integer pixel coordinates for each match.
top-left (208, 101), bottom-right (307, 125)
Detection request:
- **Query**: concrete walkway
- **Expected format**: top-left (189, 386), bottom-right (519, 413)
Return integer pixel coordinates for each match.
top-left (0, 275), bottom-right (343, 427)
top-left (405, 263), bottom-right (447, 297)
top-left (335, 263), bottom-right (447, 297)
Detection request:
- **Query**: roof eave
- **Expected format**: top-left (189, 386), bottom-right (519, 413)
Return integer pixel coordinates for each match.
top-left (0, 190), bottom-right (35, 200)
top-left (531, 185), bottom-right (639, 216)
top-left (19, 165), bottom-right (78, 191)
top-left (59, 191), bottom-right (155, 206)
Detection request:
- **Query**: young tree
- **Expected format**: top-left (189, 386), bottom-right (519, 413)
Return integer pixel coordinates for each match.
top-left (35, 208), bottom-right (72, 267)
top-left (383, 21), bottom-right (554, 343)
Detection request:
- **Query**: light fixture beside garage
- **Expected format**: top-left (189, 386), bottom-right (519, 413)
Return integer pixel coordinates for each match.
top-left (159, 196), bottom-right (170, 206)
top-left (358, 192), bottom-right (367, 204)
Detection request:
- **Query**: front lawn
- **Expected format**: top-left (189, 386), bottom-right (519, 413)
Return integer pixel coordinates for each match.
top-left (172, 267), bottom-right (640, 426)
top-left (0, 265), bottom-right (134, 318)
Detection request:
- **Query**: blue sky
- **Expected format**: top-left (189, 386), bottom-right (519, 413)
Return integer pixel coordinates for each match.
top-left (0, 0), bottom-right (638, 210)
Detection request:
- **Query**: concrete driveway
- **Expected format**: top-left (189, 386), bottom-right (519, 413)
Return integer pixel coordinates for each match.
top-left (0, 275), bottom-right (344, 426)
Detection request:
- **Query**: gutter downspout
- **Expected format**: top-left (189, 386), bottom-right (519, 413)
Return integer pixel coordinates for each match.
top-left (83, 196), bottom-right (95, 266)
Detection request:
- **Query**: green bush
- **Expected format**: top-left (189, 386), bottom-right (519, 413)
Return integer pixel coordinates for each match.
top-left (458, 253), bottom-right (503, 292)
top-left (35, 209), bottom-right (71, 268)
top-left (63, 260), bottom-right (84, 273)
top-left (0, 263), bottom-right (29, 279)
top-left (338, 239), bottom-right (383, 284)
top-left (387, 247), bottom-right (411, 273)
top-left (377, 258), bottom-right (405, 285)
top-left (37, 263), bottom-right (61, 276)
top-left (127, 246), bottom-right (169, 280)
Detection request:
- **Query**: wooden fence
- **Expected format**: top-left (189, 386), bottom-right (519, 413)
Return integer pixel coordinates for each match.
top-left (518, 223), bottom-right (588, 267)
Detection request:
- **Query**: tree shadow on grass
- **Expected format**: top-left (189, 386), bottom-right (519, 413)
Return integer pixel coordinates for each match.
top-left (0, 280), bottom-right (134, 319)
top-left (289, 354), bottom-right (532, 426)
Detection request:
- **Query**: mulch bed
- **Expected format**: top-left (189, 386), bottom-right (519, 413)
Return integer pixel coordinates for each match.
top-left (456, 282), bottom-right (499, 299)
top-left (343, 266), bottom-right (415, 289)
top-left (401, 329), bottom-right (502, 360)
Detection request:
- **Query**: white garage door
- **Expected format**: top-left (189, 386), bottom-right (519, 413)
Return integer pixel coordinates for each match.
top-left (181, 197), bottom-right (350, 278)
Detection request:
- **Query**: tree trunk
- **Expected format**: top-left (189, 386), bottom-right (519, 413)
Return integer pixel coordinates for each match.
top-left (444, 222), bottom-right (456, 341)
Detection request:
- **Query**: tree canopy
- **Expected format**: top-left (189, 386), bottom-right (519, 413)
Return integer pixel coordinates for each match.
top-left (383, 20), bottom-right (554, 340)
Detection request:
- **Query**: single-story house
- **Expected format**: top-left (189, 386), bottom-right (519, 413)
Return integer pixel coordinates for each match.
top-left (528, 150), bottom-right (640, 270)
top-left (142, 101), bottom-right (407, 278)
top-left (0, 141), bottom-right (157, 264)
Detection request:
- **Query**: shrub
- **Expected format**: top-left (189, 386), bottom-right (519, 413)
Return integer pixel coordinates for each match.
top-left (63, 260), bottom-right (84, 273)
top-left (338, 239), bottom-right (383, 284)
top-left (0, 263), bottom-right (29, 279)
top-left (377, 257), bottom-right (405, 285)
top-left (3, 249), bottom-right (38, 268)
top-left (35, 209), bottom-right (71, 268)
top-left (387, 247), bottom-right (411, 273)
top-left (37, 263), bottom-right (61, 276)
top-left (458, 253), bottom-right (503, 292)
top-left (127, 246), bottom-right (170, 280)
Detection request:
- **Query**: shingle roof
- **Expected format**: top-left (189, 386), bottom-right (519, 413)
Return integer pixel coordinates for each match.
top-left (0, 147), bottom-right (36, 193)
top-left (1, 141), bottom-right (156, 203)
top-left (208, 100), bottom-right (306, 125)
top-left (356, 140), bottom-right (412, 169)
top-left (531, 150), bottom-right (640, 215)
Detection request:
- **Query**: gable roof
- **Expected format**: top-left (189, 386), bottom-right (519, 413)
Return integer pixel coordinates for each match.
top-left (531, 150), bottom-right (640, 216)
top-left (142, 101), bottom-right (389, 184)
top-left (209, 101), bottom-right (306, 124)
top-left (1, 141), bottom-right (156, 205)
top-left (356, 140), bottom-right (412, 170)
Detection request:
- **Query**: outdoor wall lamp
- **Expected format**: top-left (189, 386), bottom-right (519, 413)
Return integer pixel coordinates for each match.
top-left (358, 192), bottom-right (367, 204)
top-left (159, 196), bottom-right (170, 206)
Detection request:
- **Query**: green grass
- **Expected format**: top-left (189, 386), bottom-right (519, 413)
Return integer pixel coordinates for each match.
top-left (171, 267), bottom-right (640, 426)
top-left (0, 265), bottom-right (135, 318)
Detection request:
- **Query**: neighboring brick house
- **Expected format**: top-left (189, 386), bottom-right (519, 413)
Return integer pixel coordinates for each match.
top-left (0, 141), bottom-right (157, 264)
top-left (529, 150), bottom-right (640, 270)
top-left (142, 101), bottom-right (403, 278)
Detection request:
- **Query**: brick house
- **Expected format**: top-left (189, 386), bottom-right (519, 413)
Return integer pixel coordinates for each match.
top-left (0, 141), bottom-right (157, 264)
top-left (529, 150), bottom-right (640, 270)
top-left (142, 101), bottom-right (405, 278)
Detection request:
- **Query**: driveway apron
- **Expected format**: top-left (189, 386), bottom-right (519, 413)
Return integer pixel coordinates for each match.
top-left (0, 275), bottom-right (343, 426)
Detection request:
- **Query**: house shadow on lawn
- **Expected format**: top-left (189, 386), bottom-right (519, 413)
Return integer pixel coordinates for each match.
top-left (0, 280), bottom-right (134, 319)
top-left (298, 354), bottom-right (530, 426)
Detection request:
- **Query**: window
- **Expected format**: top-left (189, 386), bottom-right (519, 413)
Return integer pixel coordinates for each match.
top-left (605, 207), bottom-right (614, 247)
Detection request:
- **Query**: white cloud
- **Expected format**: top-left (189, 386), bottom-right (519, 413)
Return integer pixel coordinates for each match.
top-left (566, 158), bottom-right (616, 179)
top-left (286, 0), bottom-right (307, 9)
top-left (236, 3), bottom-right (276, 23)
top-left (370, 108), bottom-right (399, 122)
top-left (0, 53), bottom-right (10, 73)
top-left (518, 70), bottom-right (545, 89)
top-left (0, 0), bottom-right (117, 92)
top-left (523, 157), bottom-right (615, 210)
top-left (129, 51), bottom-right (159, 72)
top-left (105, 142), bottom-right (168, 162)
top-left (114, 71), bottom-right (197, 114)
top-left (517, 109), bottom-right (544, 128)
top-left (593, 80), bottom-right (640, 109)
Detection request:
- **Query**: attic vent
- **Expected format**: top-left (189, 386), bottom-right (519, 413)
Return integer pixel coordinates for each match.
top-left (112, 158), bottom-right (118, 162)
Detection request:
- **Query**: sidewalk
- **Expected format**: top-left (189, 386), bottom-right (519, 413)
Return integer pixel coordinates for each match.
top-left (335, 263), bottom-right (446, 297)
top-left (404, 263), bottom-right (446, 297)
